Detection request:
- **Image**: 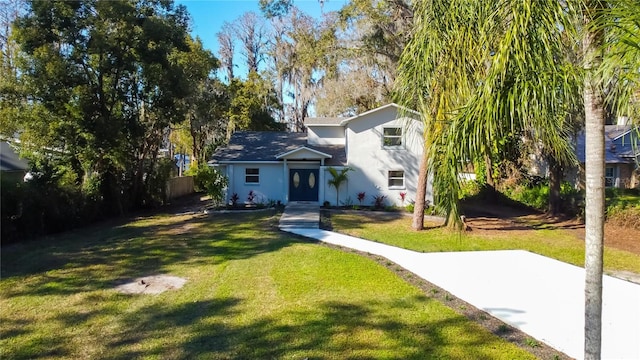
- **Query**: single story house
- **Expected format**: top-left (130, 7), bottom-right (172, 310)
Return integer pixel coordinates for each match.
top-left (0, 141), bottom-right (29, 184)
top-left (210, 103), bottom-right (432, 206)
top-left (576, 124), bottom-right (639, 189)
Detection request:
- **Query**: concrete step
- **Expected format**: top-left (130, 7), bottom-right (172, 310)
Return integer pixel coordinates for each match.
top-left (279, 223), bottom-right (320, 229)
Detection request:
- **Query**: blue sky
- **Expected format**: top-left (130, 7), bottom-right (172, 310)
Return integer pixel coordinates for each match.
top-left (176, 0), bottom-right (348, 56)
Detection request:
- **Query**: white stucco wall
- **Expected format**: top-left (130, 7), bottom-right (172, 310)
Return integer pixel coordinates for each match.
top-left (344, 105), bottom-right (431, 207)
top-left (321, 166), bottom-right (352, 206)
top-left (307, 126), bottom-right (345, 145)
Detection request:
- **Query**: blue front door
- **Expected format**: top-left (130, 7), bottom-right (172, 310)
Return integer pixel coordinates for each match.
top-left (289, 169), bottom-right (319, 202)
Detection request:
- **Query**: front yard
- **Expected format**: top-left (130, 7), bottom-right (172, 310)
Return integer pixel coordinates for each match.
top-left (327, 210), bottom-right (640, 276)
top-left (1, 210), bottom-right (535, 359)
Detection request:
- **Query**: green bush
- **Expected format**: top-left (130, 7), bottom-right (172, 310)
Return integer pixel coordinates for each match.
top-left (405, 202), bottom-right (414, 213)
top-left (459, 180), bottom-right (482, 199)
top-left (1, 168), bottom-right (96, 243)
top-left (187, 164), bottom-right (228, 204)
top-left (607, 204), bottom-right (640, 229)
top-left (606, 189), bottom-right (640, 229)
top-left (501, 181), bottom-right (583, 215)
top-left (503, 184), bottom-right (549, 210)
top-left (404, 202), bottom-right (436, 215)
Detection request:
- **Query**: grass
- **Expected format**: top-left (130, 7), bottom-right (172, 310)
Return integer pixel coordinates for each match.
top-left (606, 188), bottom-right (640, 208)
top-left (329, 213), bottom-right (640, 274)
top-left (0, 211), bottom-right (535, 359)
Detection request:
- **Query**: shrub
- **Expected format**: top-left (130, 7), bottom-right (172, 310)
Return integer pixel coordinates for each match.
top-left (143, 157), bottom-right (174, 207)
top-left (230, 193), bottom-right (240, 207)
top-left (1, 165), bottom-right (95, 243)
top-left (405, 202), bottom-right (414, 213)
top-left (606, 189), bottom-right (640, 229)
top-left (372, 194), bottom-right (386, 209)
top-left (503, 184), bottom-right (549, 210)
top-left (459, 180), bottom-right (482, 199)
top-left (186, 164), bottom-right (228, 205)
top-left (247, 190), bottom-right (256, 204)
top-left (607, 206), bottom-right (640, 229)
top-left (341, 196), bottom-right (354, 207)
top-left (501, 181), bottom-right (583, 216)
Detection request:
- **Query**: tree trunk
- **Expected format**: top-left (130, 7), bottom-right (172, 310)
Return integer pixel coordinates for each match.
top-left (548, 157), bottom-right (562, 216)
top-left (583, 4), bottom-right (606, 358)
top-left (484, 146), bottom-right (497, 202)
top-left (484, 152), bottom-right (495, 188)
top-left (412, 150), bottom-right (428, 230)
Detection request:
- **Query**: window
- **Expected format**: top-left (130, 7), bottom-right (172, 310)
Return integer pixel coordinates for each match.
top-left (245, 168), bottom-right (259, 183)
top-left (388, 170), bottom-right (405, 188)
top-left (605, 167), bottom-right (615, 187)
top-left (383, 127), bottom-right (402, 147)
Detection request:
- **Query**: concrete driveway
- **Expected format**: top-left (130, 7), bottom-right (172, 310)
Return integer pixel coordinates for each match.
top-left (282, 228), bottom-right (640, 360)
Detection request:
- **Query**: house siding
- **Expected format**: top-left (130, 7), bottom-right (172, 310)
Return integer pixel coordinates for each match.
top-left (308, 126), bottom-right (344, 146)
top-left (618, 163), bottom-right (639, 189)
top-left (225, 163), bottom-right (285, 204)
top-left (344, 106), bottom-right (429, 206)
top-left (212, 104), bottom-right (431, 206)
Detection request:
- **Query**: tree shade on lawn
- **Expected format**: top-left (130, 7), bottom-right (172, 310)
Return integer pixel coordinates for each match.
top-left (0, 212), bottom-right (536, 359)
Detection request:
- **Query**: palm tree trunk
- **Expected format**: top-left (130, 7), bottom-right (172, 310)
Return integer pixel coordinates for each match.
top-left (583, 4), bottom-right (606, 358)
top-left (412, 150), bottom-right (428, 230)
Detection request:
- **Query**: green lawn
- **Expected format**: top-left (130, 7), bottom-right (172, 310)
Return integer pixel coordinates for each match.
top-left (1, 211), bottom-right (535, 359)
top-left (329, 212), bottom-right (640, 274)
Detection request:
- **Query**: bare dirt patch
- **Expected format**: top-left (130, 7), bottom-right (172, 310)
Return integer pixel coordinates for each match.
top-left (115, 275), bottom-right (187, 295)
top-left (463, 204), bottom-right (640, 256)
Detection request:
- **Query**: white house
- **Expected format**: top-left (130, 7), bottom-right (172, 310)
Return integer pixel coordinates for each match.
top-left (209, 103), bottom-right (432, 206)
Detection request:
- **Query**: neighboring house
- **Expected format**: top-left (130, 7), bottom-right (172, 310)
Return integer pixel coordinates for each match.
top-left (576, 124), bottom-right (639, 189)
top-left (0, 141), bottom-right (29, 184)
top-left (210, 103), bottom-right (431, 206)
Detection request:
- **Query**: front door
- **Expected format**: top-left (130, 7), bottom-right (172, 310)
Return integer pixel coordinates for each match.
top-left (289, 169), bottom-right (319, 202)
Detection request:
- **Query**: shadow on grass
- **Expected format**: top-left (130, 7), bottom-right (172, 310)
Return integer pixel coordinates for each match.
top-left (0, 208), bottom-right (536, 359)
top-left (86, 297), bottom-right (511, 360)
top-left (1, 211), bottom-right (305, 297)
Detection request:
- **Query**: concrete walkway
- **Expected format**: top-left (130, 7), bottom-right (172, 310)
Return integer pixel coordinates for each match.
top-left (279, 202), bottom-right (320, 229)
top-left (280, 227), bottom-right (640, 360)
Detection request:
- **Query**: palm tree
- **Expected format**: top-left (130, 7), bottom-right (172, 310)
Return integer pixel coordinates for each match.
top-left (582, 3), bottom-right (607, 358)
top-left (396, 0), bottom-right (578, 229)
top-left (326, 167), bottom-right (351, 206)
top-left (396, 0), bottom-right (640, 357)
top-left (395, 0), bottom-right (494, 229)
top-left (583, 1), bottom-right (640, 357)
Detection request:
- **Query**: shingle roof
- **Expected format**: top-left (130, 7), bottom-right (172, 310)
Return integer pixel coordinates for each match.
top-left (210, 131), bottom-right (347, 166)
top-left (576, 125), bottom-right (638, 164)
top-left (0, 142), bottom-right (29, 172)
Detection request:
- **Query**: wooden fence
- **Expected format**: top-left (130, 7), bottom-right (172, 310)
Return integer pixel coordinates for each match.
top-left (166, 176), bottom-right (194, 200)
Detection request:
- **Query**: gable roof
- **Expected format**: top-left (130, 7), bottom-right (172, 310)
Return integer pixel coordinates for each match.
top-left (609, 125), bottom-right (635, 141)
top-left (303, 104), bottom-right (421, 128)
top-left (210, 131), bottom-right (346, 165)
top-left (576, 125), bottom-right (639, 164)
top-left (338, 103), bottom-right (420, 126)
top-left (0, 142), bottom-right (29, 172)
top-left (276, 146), bottom-right (333, 160)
